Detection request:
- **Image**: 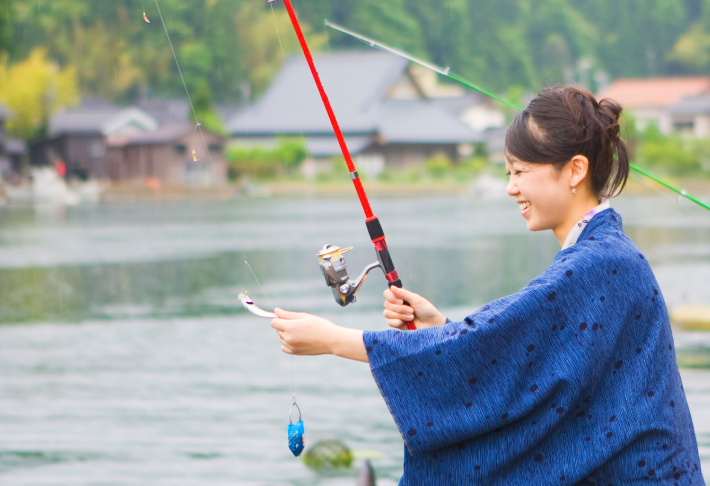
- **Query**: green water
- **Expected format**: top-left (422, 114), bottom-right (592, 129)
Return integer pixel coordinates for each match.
top-left (0, 194), bottom-right (707, 484)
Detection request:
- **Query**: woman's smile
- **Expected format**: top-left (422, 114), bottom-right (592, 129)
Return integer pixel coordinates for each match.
top-left (518, 200), bottom-right (532, 216)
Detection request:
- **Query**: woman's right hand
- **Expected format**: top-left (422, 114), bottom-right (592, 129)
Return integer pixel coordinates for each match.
top-left (383, 286), bottom-right (447, 330)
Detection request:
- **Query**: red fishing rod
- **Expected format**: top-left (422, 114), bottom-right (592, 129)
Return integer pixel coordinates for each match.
top-left (270, 0), bottom-right (416, 331)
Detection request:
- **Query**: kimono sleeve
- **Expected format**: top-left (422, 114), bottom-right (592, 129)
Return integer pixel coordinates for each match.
top-left (363, 248), bottom-right (628, 455)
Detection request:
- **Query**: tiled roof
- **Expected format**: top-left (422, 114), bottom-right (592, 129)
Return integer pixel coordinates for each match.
top-left (108, 123), bottom-right (223, 147)
top-left (227, 51), bottom-right (479, 144)
top-left (596, 77), bottom-right (710, 109)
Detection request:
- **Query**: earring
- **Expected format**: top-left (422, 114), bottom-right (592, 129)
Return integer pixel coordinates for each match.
top-left (572, 187), bottom-right (577, 196)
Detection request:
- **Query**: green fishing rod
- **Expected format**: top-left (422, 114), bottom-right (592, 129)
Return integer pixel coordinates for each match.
top-left (324, 20), bottom-right (710, 213)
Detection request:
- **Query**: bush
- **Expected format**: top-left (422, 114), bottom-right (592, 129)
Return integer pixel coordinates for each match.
top-left (226, 138), bottom-right (307, 180)
top-left (635, 125), bottom-right (703, 176)
top-left (425, 154), bottom-right (453, 180)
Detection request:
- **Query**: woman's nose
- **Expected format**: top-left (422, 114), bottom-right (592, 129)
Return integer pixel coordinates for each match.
top-left (506, 178), bottom-right (519, 197)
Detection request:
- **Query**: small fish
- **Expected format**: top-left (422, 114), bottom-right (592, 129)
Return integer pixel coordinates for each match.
top-left (238, 292), bottom-right (276, 318)
top-left (192, 150), bottom-right (197, 162)
top-left (143, 12), bottom-right (150, 23)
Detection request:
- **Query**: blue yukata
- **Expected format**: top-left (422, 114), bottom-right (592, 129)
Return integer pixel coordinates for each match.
top-left (363, 209), bottom-right (705, 485)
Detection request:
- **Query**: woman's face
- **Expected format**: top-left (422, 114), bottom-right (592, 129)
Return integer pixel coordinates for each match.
top-left (505, 158), bottom-right (571, 233)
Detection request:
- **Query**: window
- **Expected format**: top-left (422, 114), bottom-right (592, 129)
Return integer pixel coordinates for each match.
top-left (174, 144), bottom-right (187, 154)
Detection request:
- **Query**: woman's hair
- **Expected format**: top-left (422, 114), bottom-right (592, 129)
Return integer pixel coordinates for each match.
top-left (505, 86), bottom-right (629, 198)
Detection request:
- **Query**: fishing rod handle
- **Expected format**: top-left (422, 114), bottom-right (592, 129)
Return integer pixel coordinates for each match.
top-left (366, 216), bottom-right (417, 331)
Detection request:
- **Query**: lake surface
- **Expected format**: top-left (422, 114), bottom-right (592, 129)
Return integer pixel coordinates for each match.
top-left (0, 191), bottom-right (708, 484)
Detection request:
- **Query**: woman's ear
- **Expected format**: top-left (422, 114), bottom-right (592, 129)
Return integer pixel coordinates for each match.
top-left (568, 155), bottom-right (589, 189)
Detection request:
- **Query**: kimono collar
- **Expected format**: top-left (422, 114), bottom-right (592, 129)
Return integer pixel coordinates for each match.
top-left (561, 198), bottom-right (610, 250)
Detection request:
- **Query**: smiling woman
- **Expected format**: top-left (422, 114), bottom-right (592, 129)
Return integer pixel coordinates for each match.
top-left (270, 86), bottom-right (706, 485)
top-left (504, 87), bottom-right (629, 245)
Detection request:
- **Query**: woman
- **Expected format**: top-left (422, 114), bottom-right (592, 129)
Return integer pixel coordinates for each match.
top-left (271, 87), bottom-right (705, 485)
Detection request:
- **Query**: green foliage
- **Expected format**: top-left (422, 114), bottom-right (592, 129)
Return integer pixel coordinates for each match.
top-left (425, 154), bottom-right (454, 180)
top-left (3, 0), bottom-right (710, 112)
top-left (634, 124), bottom-right (706, 177)
top-left (0, 48), bottom-right (79, 140)
top-left (191, 79), bottom-right (224, 135)
top-left (226, 138), bottom-right (307, 180)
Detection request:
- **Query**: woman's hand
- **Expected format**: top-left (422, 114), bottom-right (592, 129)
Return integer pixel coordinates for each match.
top-left (383, 286), bottom-right (447, 330)
top-left (271, 309), bottom-right (368, 362)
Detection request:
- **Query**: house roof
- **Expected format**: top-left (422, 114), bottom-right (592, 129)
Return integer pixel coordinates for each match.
top-left (6, 139), bottom-right (27, 155)
top-left (431, 92), bottom-right (487, 116)
top-left (668, 95), bottom-right (710, 116)
top-left (227, 51), bottom-right (479, 145)
top-left (378, 99), bottom-right (481, 143)
top-left (596, 77), bottom-right (710, 109)
top-left (108, 123), bottom-right (223, 147)
top-left (50, 98), bottom-right (158, 136)
top-left (229, 51), bottom-right (407, 135)
top-left (305, 135), bottom-right (375, 157)
top-left (136, 99), bottom-right (190, 126)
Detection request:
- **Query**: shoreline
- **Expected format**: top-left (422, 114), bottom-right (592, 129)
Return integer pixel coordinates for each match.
top-left (98, 177), bottom-right (710, 201)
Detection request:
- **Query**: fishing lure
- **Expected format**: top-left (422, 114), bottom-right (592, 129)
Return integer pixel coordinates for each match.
top-left (143, 12), bottom-right (150, 23)
top-left (238, 290), bottom-right (306, 457)
top-left (192, 150), bottom-right (198, 162)
top-left (288, 394), bottom-right (305, 457)
top-left (238, 292), bottom-right (276, 318)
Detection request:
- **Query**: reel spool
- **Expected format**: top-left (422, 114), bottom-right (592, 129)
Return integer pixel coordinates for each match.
top-left (317, 245), bottom-right (383, 307)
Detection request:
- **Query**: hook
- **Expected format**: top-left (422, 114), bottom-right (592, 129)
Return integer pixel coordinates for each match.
top-left (289, 393), bottom-right (302, 425)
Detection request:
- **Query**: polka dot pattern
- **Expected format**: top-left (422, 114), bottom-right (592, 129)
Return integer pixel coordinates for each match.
top-left (360, 209), bottom-right (702, 484)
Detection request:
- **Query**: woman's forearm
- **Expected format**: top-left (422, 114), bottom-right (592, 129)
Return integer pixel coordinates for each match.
top-left (329, 326), bottom-right (369, 363)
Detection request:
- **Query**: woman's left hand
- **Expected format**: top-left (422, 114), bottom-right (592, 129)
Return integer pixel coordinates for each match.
top-left (271, 308), bottom-right (338, 356)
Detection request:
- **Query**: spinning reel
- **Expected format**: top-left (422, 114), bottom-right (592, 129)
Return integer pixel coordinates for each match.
top-left (317, 245), bottom-right (384, 307)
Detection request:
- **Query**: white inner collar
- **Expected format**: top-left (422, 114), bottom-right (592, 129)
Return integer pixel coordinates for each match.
top-left (561, 198), bottom-right (610, 250)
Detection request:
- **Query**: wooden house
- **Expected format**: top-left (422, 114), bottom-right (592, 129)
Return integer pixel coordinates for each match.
top-left (107, 124), bottom-right (227, 188)
top-left (227, 52), bottom-right (489, 178)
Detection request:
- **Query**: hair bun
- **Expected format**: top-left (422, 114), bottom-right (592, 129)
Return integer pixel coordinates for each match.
top-left (598, 98), bottom-right (623, 124)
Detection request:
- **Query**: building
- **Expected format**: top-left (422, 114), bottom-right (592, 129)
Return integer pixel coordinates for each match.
top-left (0, 102), bottom-right (12, 181)
top-left (597, 77), bottom-right (710, 135)
top-left (30, 98), bottom-right (158, 180)
top-left (227, 52), bottom-right (492, 178)
top-left (106, 123), bottom-right (226, 188)
top-left (0, 102), bottom-right (28, 183)
top-left (666, 95), bottom-right (710, 138)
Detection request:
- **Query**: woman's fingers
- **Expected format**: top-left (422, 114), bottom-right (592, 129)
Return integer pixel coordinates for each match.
top-left (274, 308), bottom-right (308, 319)
top-left (383, 288), bottom-right (404, 305)
top-left (383, 299), bottom-right (414, 315)
top-left (386, 318), bottom-right (409, 330)
top-left (383, 308), bottom-right (414, 321)
top-left (271, 318), bottom-right (289, 332)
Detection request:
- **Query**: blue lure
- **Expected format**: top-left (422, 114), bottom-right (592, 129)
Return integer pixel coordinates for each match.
top-left (288, 394), bottom-right (305, 457)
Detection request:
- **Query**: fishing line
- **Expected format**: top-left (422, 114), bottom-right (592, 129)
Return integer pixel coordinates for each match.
top-left (152, 0), bottom-right (214, 166)
top-left (241, 250), bottom-right (275, 309)
top-left (270, 0), bottom-right (298, 402)
top-left (240, 247), bottom-right (301, 452)
top-left (628, 170), bottom-right (708, 227)
top-left (324, 21), bottom-right (710, 213)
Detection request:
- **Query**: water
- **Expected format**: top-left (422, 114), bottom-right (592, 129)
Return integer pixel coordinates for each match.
top-left (0, 193), bottom-right (708, 484)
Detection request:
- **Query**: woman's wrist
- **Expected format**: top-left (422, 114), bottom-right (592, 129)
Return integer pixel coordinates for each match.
top-left (329, 326), bottom-right (368, 363)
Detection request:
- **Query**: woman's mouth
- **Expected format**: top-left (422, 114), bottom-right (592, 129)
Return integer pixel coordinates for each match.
top-left (519, 201), bottom-right (531, 215)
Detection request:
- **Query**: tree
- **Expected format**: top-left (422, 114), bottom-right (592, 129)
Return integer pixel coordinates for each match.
top-left (234, 2), bottom-right (326, 97)
top-left (0, 48), bottom-right (79, 140)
